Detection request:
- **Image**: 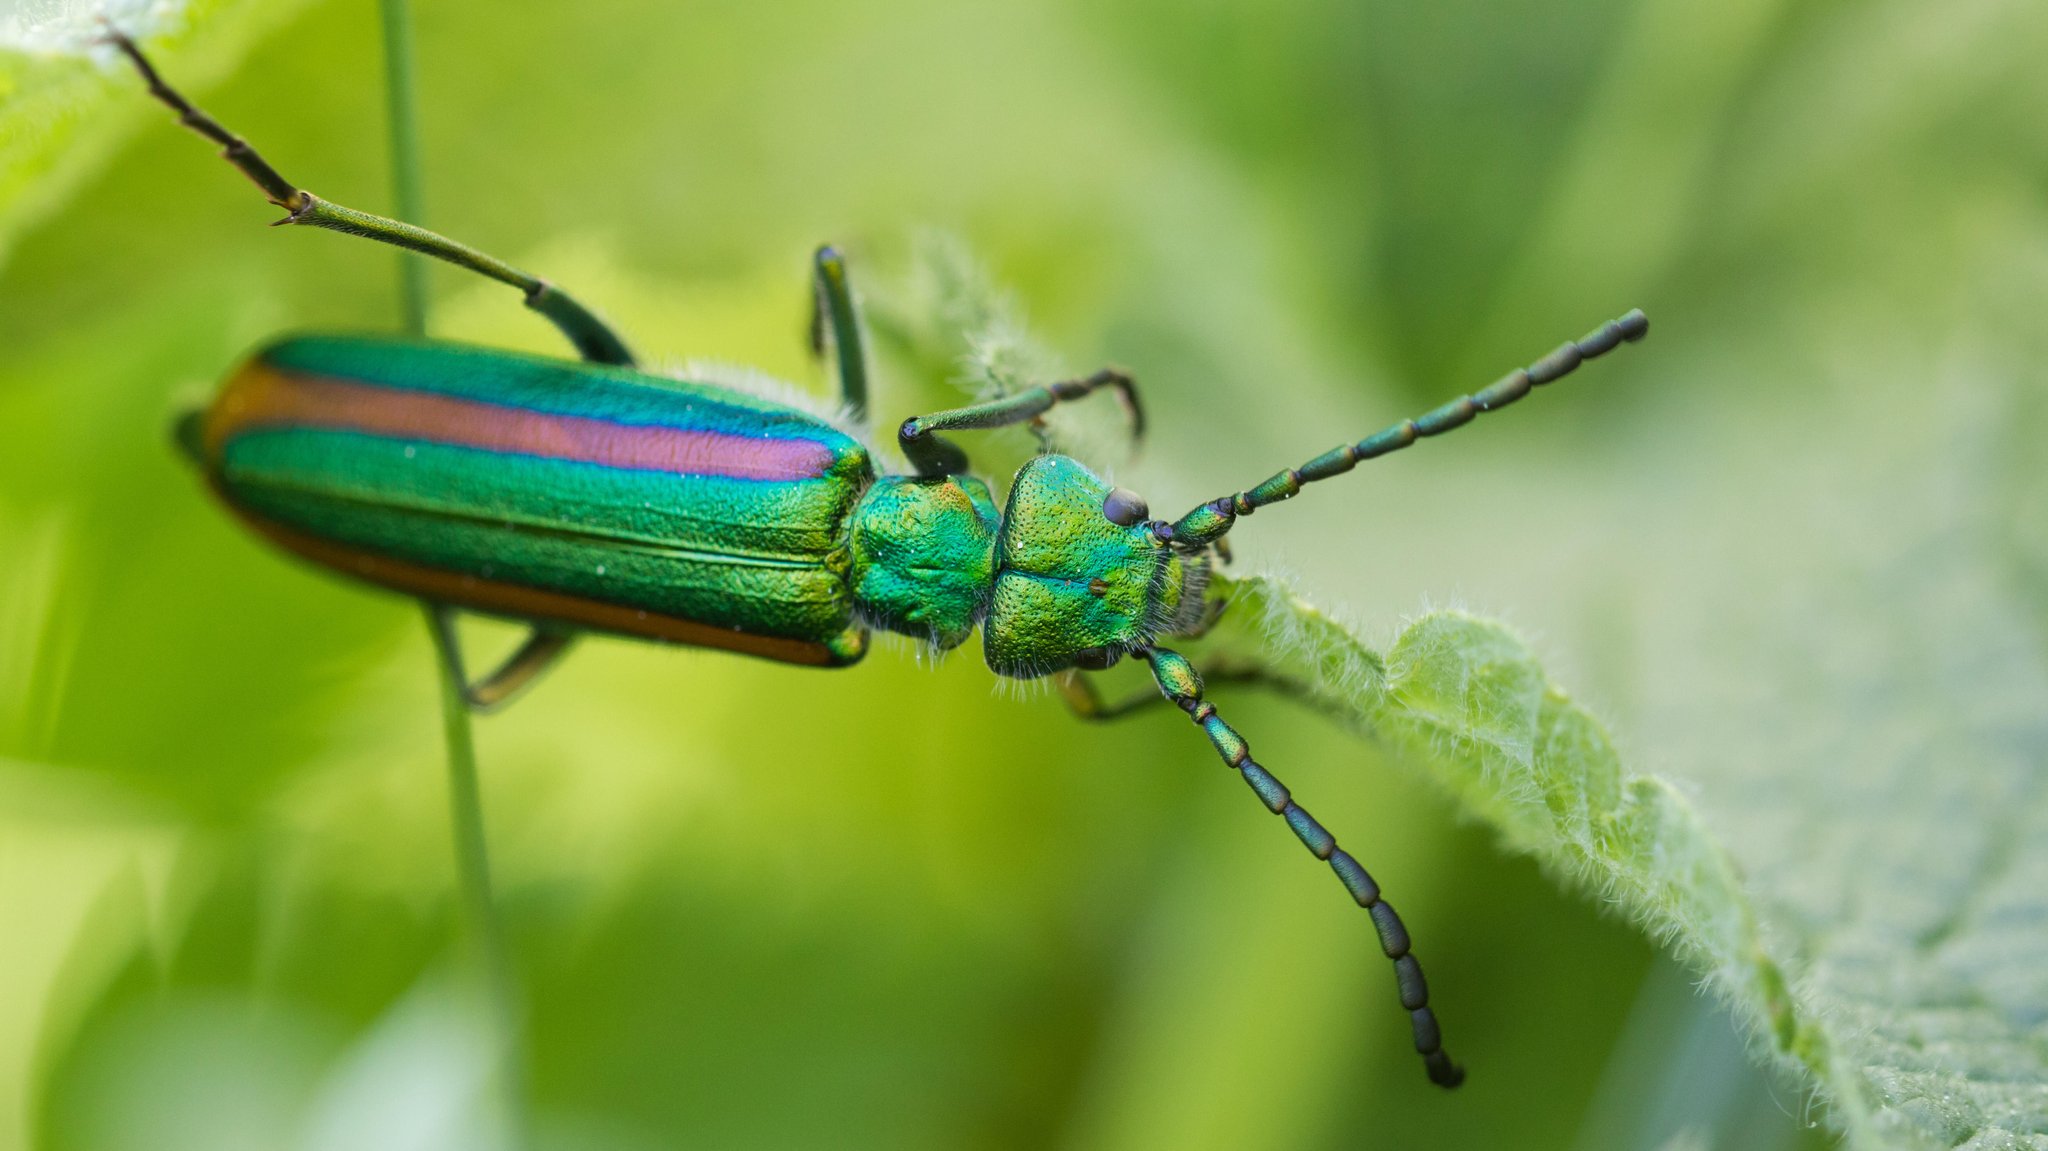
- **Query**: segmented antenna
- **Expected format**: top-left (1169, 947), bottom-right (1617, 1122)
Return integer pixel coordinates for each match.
top-left (1161, 309), bottom-right (1648, 549)
top-left (1139, 647), bottom-right (1465, 1088)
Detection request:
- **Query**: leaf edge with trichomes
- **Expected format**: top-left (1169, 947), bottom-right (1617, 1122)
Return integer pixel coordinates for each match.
top-left (1206, 573), bottom-right (1843, 1124)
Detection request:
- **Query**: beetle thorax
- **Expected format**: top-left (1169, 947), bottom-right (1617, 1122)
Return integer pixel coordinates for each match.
top-left (846, 474), bottom-right (1003, 650)
top-left (846, 456), bottom-right (1207, 670)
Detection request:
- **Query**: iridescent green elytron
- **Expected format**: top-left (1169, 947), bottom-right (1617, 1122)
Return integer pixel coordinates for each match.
top-left (118, 34), bottom-right (1650, 1090)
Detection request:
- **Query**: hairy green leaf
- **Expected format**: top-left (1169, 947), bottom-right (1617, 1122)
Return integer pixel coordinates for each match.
top-left (1191, 473), bottom-right (2048, 1151)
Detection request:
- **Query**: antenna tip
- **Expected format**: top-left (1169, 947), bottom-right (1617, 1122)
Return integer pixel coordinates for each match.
top-left (1619, 308), bottom-right (1649, 341)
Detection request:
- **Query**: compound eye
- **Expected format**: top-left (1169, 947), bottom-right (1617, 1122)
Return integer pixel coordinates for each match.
top-left (1072, 646), bottom-right (1123, 671)
top-left (1103, 487), bottom-right (1150, 526)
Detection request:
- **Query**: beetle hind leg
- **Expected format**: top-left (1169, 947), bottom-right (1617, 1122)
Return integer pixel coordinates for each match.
top-left (425, 605), bottom-right (577, 713)
top-left (466, 627), bottom-right (577, 712)
top-left (107, 30), bottom-right (635, 367)
top-left (810, 246), bottom-right (872, 423)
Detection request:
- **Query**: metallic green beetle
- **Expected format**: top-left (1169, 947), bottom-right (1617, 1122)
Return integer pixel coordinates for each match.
top-left (117, 34), bottom-right (1648, 1089)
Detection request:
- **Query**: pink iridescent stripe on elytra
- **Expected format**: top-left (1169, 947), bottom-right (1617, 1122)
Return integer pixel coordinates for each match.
top-left (208, 366), bottom-right (840, 481)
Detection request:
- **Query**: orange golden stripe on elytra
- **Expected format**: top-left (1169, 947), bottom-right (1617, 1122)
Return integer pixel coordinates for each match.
top-left (227, 501), bottom-right (864, 667)
top-left (206, 362), bottom-right (840, 481)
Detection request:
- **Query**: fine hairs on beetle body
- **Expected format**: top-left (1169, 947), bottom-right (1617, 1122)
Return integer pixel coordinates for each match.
top-left (112, 31), bottom-right (1648, 1090)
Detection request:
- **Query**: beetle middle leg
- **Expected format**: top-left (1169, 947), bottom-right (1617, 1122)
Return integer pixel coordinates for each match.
top-left (898, 368), bottom-right (1145, 476)
top-left (808, 246), bottom-right (872, 423)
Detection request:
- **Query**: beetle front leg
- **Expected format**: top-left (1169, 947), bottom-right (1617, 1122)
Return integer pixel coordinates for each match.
top-left (1054, 654), bottom-right (1284, 723)
top-left (898, 368), bottom-right (1144, 477)
top-left (1054, 668), bottom-right (1159, 720)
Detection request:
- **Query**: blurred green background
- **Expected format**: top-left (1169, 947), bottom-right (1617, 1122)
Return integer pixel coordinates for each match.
top-left (5, 0), bottom-right (2047, 1147)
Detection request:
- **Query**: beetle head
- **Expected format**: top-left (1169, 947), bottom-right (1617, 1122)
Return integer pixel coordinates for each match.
top-left (983, 454), bottom-right (1207, 678)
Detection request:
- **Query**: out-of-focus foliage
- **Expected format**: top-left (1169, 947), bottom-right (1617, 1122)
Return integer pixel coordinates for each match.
top-left (4, 0), bottom-right (2046, 1149)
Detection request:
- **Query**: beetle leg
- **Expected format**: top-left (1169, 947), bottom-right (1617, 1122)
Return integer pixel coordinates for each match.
top-left (1054, 668), bottom-right (1158, 720)
top-left (466, 628), bottom-right (578, 713)
top-left (106, 31), bottom-right (635, 367)
top-left (809, 246), bottom-right (871, 423)
top-left (1136, 644), bottom-right (1466, 1090)
top-left (898, 368), bottom-right (1144, 477)
top-left (424, 605), bottom-right (576, 713)
top-left (1055, 654), bottom-right (1280, 722)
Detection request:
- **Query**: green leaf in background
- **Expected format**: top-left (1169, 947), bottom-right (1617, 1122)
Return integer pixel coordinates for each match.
top-left (5, 0), bottom-right (2048, 1149)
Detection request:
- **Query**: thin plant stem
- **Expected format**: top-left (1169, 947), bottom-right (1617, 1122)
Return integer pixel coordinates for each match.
top-left (378, 0), bottom-right (428, 335)
top-left (378, 3), bottom-right (524, 1140)
top-left (424, 604), bottom-right (527, 1144)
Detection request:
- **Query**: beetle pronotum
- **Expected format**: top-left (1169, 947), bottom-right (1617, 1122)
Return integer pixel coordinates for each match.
top-left (111, 31), bottom-right (1647, 1088)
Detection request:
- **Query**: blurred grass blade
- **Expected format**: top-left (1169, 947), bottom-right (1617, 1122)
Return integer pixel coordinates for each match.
top-left (0, 512), bottom-right (75, 754)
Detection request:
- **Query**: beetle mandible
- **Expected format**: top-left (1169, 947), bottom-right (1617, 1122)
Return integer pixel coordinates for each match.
top-left (112, 33), bottom-right (1648, 1089)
